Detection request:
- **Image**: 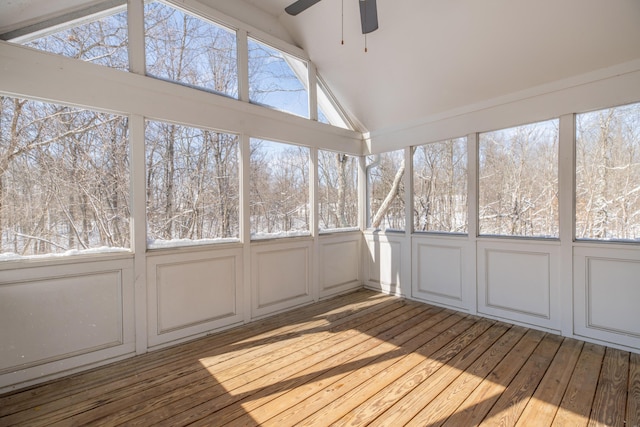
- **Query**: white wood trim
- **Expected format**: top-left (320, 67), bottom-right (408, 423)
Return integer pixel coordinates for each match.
top-left (127, 0), bottom-right (144, 75)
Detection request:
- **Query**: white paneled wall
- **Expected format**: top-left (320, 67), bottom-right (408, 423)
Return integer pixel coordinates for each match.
top-left (412, 235), bottom-right (473, 311)
top-left (574, 246), bottom-right (640, 350)
top-left (251, 239), bottom-right (313, 318)
top-left (318, 233), bottom-right (362, 298)
top-left (146, 247), bottom-right (244, 348)
top-left (0, 258), bottom-right (135, 391)
top-left (477, 241), bottom-right (561, 331)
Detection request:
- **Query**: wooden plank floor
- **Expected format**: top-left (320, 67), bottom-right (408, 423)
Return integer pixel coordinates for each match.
top-left (1, 290), bottom-right (639, 426)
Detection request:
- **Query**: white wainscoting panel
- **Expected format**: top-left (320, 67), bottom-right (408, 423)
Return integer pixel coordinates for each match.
top-left (0, 257), bottom-right (135, 392)
top-left (147, 247), bottom-right (243, 348)
top-left (477, 241), bottom-right (561, 330)
top-left (251, 239), bottom-right (313, 318)
top-left (318, 233), bottom-right (361, 298)
top-left (574, 246), bottom-right (640, 350)
top-left (364, 233), bottom-right (407, 296)
top-left (412, 235), bottom-right (471, 310)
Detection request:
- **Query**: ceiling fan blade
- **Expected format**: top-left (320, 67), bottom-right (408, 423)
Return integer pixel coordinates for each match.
top-left (285, 0), bottom-right (322, 16)
top-left (359, 0), bottom-right (379, 34)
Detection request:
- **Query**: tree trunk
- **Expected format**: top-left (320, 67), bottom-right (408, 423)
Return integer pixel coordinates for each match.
top-left (371, 159), bottom-right (405, 229)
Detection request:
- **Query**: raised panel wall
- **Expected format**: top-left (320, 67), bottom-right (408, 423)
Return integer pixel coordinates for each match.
top-left (412, 236), bottom-right (471, 310)
top-left (574, 247), bottom-right (640, 350)
top-left (147, 247), bottom-right (244, 348)
top-left (364, 233), bottom-right (407, 296)
top-left (318, 233), bottom-right (361, 298)
top-left (251, 239), bottom-right (313, 318)
top-left (477, 241), bottom-right (561, 331)
top-left (0, 258), bottom-right (135, 391)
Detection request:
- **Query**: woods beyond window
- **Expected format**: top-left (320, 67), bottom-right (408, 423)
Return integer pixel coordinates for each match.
top-left (479, 120), bottom-right (559, 238)
top-left (145, 1), bottom-right (238, 98)
top-left (21, 8), bottom-right (128, 70)
top-left (250, 140), bottom-right (310, 239)
top-left (576, 102), bottom-right (640, 241)
top-left (145, 121), bottom-right (239, 248)
top-left (318, 151), bottom-right (358, 231)
top-left (248, 38), bottom-right (309, 118)
top-left (368, 150), bottom-right (406, 231)
top-left (413, 138), bottom-right (468, 233)
top-left (0, 97), bottom-right (130, 258)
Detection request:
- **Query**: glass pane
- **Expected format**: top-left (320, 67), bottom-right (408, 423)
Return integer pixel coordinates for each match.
top-left (479, 119), bottom-right (559, 238)
top-left (145, 121), bottom-right (240, 248)
top-left (413, 138), bottom-right (468, 233)
top-left (0, 96), bottom-right (130, 259)
top-left (576, 102), bottom-right (640, 241)
top-left (317, 79), bottom-right (350, 129)
top-left (250, 139), bottom-right (310, 238)
top-left (318, 151), bottom-right (358, 231)
top-left (248, 38), bottom-right (309, 118)
top-left (21, 9), bottom-right (128, 70)
top-left (368, 150), bottom-right (406, 231)
top-left (145, 1), bottom-right (238, 98)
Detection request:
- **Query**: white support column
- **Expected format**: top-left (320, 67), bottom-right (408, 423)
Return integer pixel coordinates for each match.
top-left (129, 114), bottom-right (148, 355)
top-left (127, 0), bottom-right (145, 75)
top-left (237, 29), bottom-right (249, 103)
top-left (467, 132), bottom-right (479, 315)
top-left (558, 114), bottom-right (575, 336)
top-left (240, 133), bottom-right (252, 322)
top-left (358, 154), bottom-right (368, 287)
top-left (310, 147), bottom-right (320, 301)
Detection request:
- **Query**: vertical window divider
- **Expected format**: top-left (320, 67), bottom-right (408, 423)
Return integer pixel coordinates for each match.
top-left (127, 0), bottom-right (145, 75)
top-left (237, 29), bottom-right (249, 103)
top-left (308, 62), bottom-right (318, 121)
top-left (468, 132), bottom-right (479, 239)
top-left (404, 146), bottom-right (413, 234)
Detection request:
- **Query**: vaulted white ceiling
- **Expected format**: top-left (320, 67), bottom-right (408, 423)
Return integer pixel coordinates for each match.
top-left (2, 0), bottom-right (640, 137)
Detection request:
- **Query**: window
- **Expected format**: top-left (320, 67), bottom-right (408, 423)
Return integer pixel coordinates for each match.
top-left (413, 137), bottom-right (468, 233)
top-left (368, 150), bottom-right (406, 231)
top-left (318, 150), bottom-right (358, 231)
top-left (479, 119), bottom-right (559, 238)
top-left (317, 78), bottom-right (351, 129)
top-left (145, 1), bottom-right (238, 98)
top-left (250, 139), bottom-right (310, 239)
top-left (19, 8), bottom-right (128, 70)
top-left (0, 96), bottom-right (130, 259)
top-left (576, 102), bottom-right (640, 241)
top-left (145, 121), bottom-right (239, 248)
top-left (248, 38), bottom-right (309, 118)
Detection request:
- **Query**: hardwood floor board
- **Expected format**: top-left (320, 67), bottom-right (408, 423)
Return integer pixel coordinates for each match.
top-left (0, 290), bottom-right (637, 427)
top-left (366, 322), bottom-right (508, 427)
top-left (552, 342), bottom-right (606, 427)
top-left (52, 296), bottom-right (422, 426)
top-left (438, 328), bottom-right (546, 427)
top-left (478, 333), bottom-right (564, 426)
top-left (628, 352), bottom-right (640, 427)
top-left (515, 338), bottom-right (583, 426)
top-left (202, 308), bottom-right (457, 426)
top-left (401, 325), bottom-right (528, 427)
top-left (587, 348), bottom-right (629, 427)
top-left (127, 304), bottom-right (443, 427)
top-left (260, 313), bottom-right (474, 427)
top-left (300, 318), bottom-right (496, 426)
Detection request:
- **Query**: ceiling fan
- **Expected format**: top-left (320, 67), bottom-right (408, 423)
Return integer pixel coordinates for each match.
top-left (285, 0), bottom-right (379, 34)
